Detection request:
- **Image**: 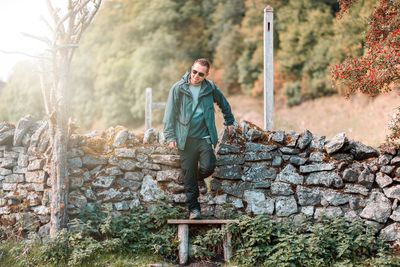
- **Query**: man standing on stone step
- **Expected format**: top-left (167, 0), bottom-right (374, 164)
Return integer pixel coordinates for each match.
top-left (163, 58), bottom-right (235, 219)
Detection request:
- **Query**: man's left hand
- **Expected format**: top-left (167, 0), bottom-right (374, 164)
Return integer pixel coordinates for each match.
top-left (227, 125), bottom-right (234, 136)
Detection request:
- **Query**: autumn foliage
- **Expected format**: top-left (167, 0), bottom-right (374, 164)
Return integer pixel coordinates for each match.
top-left (332, 0), bottom-right (400, 143)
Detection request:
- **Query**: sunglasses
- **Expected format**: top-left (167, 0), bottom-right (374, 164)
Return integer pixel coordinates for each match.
top-left (192, 69), bottom-right (206, 78)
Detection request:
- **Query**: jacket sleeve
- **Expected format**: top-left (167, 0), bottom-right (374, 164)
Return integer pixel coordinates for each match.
top-left (163, 85), bottom-right (178, 143)
top-left (213, 84), bottom-right (235, 126)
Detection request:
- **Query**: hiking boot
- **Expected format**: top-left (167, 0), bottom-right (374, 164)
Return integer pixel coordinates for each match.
top-left (189, 209), bottom-right (201, 220)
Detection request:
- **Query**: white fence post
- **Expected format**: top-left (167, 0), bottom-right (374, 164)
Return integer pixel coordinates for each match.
top-left (264, 6), bottom-right (274, 131)
top-left (145, 88), bottom-right (167, 130)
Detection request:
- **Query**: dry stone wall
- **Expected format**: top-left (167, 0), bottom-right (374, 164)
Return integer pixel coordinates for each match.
top-left (1, 116), bottom-right (400, 241)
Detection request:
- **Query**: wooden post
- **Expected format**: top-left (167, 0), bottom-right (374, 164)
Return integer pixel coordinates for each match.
top-left (264, 5), bottom-right (274, 131)
top-left (178, 224), bottom-right (189, 265)
top-left (222, 225), bottom-right (233, 262)
top-left (145, 87), bottom-right (152, 130)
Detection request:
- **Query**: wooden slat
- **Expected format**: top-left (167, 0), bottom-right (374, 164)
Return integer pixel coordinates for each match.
top-left (167, 219), bottom-right (239, 224)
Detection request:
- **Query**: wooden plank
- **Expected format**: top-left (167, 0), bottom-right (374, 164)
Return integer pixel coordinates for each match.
top-left (178, 224), bottom-right (189, 265)
top-left (222, 225), bottom-right (233, 262)
top-left (167, 219), bottom-right (239, 224)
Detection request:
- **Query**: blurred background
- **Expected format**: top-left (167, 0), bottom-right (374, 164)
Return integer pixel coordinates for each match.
top-left (0, 0), bottom-right (398, 146)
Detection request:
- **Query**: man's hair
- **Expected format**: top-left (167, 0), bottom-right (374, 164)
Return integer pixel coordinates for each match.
top-left (193, 58), bottom-right (211, 71)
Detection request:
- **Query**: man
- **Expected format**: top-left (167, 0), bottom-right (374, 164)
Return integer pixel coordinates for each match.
top-left (163, 58), bottom-right (235, 219)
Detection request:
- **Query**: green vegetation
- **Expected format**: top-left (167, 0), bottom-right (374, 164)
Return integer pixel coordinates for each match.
top-left (0, 0), bottom-right (376, 128)
top-left (1, 203), bottom-right (400, 266)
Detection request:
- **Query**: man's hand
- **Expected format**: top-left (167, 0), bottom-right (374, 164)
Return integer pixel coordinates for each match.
top-left (227, 125), bottom-right (234, 136)
top-left (168, 141), bottom-right (177, 148)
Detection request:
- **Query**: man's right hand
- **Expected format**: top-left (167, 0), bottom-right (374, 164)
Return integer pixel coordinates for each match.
top-left (168, 141), bottom-right (177, 148)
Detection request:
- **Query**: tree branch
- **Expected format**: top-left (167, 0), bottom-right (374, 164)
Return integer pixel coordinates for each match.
top-left (21, 32), bottom-right (52, 46)
top-left (0, 49), bottom-right (50, 60)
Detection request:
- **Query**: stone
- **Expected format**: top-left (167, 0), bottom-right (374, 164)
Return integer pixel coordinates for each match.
top-left (150, 154), bottom-right (180, 167)
top-left (27, 158), bottom-right (45, 171)
top-left (297, 130), bottom-right (313, 150)
top-left (309, 152), bottom-right (325, 162)
top-left (270, 130), bottom-right (285, 143)
top-left (350, 141), bottom-right (378, 160)
top-left (173, 194), bottom-right (186, 203)
top-left (244, 151), bottom-right (273, 161)
top-left (1, 158), bottom-right (17, 168)
top-left (344, 184), bottom-right (369, 196)
top-left (305, 171), bottom-right (340, 187)
top-left (69, 176), bottom-right (84, 189)
top-left (38, 223), bottom-right (50, 238)
top-left (0, 125), bottom-right (15, 145)
top-left (321, 190), bottom-right (349, 206)
top-left (135, 153), bottom-right (147, 163)
top-left (342, 168), bottom-right (359, 182)
top-left (242, 164), bottom-right (276, 182)
top-left (300, 163), bottom-right (335, 173)
top-left (254, 181), bottom-right (272, 189)
top-left (301, 206), bottom-right (314, 217)
top-left (26, 192), bottom-right (41, 206)
top-left (165, 182), bottom-right (185, 194)
top-left (156, 169), bottom-right (181, 183)
top-left (104, 166), bottom-right (123, 176)
top-left (124, 171), bottom-right (145, 181)
top-left (17, 154), bottom-right (29, 167)
top-left (381, 165), bottom-right (395, 174)
top-left (330, 153), bottom-right (354, 161)
top-left (84, 189), bottom-right (97, 201)
top-left (113, 129), bottom-right (129, 147)
top-left (93, 175), bottom-right (115, 188)
top-left (0, 167), bottom-right (12, 176)
top-left (276, 164), bottom-right (304, 184)
top-left (271, 182), bottom-right (294, 195)
top-left (4, 151), bottom-right (18, 158)
top-left (360, 192), bottom-right (392, 223)
top-left (376, 172), bottom-right (393, 188)
top-left (114, 159), bottom-right (137, 171)
top-left (216, 154), bottom-right (245, 166)
top-left (136, 162), bottom-right (161, 170)
top-left (13, 166), bottom-right (27, 174)
top-left (391, 156), bottom-right (400, 165)
top-left (31, 183), bottom-right (45, 192)
top-left (214, 165), bottom-right (242, 180)
top-left (0, 206), bottom-right (11, 215)
top-left (396, 167), bottom-right (400, 178)
top-left (13, 115), bottom-right (34, 146)
top-left (245, 143), bottom-right (277, 153)
top-left (97, 188), bottom-right (123, 202)
top-left (213, 194), bottom-right (228, 205)
top-left (115, 148), bottom-right (136, 158)
top-left (25, 171), bottom-right (47, 183)
top-left (4, 174), bottom-right (24, 183)
top-left (309, 135), bottom-right (326, 150)
top-left (379, 154), bottom-right (393, 165)
top-left (289, 156), bottom-right (307, 166)
top-left (231, 198), bottom-right (244, 209)
top-left (217, 143), bottom-right (241, 155)
top-left (279, 147), bottom-right (300, 155)
top-left (114, 201), bottom-right (130, 211)
top-left (136, 146), bottom-right (155, 155)
top-left (82, 155), bottom-right (108, 166)
top-left (324, 132), bottom-right (347, 154)
top-left (246, 128), bottom-right (264, 141)
top-left (380, 223), bottom-right (400, 241)
top-left (314, 207), bottom-right (343, 220)
top-left (358, 169), bottom-right (375, 188)
top-left (68, 157), bottom-right (83, 169)
top-left (222, 181), bottom-right (252, 198)
top-left (117, 178), bottom-right (141, 190)
top-left (383, 185), bottom-right (400, 200)
top-left (140, 175), bottom-right (166, 202)
top-left (297, 186), bottom-right (322, 206)
top-left (275, 196), bottom-right (298, 217)
top-left (31, 205), bottom-right (50, 215)
top-left (285, 131), bottom-right (300, 147)
top-left (390, 206), bottom-right (400, 221)
top-left (272, 156), bottom-right (283, 167)
top-left (68, 191), bottom-right (88, 210)
top-left (143, 128), bottom-right (158, 144)
top-left (243, 190), bottom-right (274, 215)
top-left (2, 183), bottom-right (17, 191)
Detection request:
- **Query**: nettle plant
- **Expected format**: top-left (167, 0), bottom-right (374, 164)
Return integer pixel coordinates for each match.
top-left (332, 0), bottom-right (400, 144)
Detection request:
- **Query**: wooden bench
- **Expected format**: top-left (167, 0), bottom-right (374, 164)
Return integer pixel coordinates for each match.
top-left (167, 219), bottom-right (239, 265)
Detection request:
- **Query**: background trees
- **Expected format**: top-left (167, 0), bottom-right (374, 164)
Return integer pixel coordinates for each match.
top-left (0, 0), bottom-right (384, 131)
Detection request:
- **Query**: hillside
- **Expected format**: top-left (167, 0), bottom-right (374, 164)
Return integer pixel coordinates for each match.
top-left (214, 91), bottom-right (399, 147)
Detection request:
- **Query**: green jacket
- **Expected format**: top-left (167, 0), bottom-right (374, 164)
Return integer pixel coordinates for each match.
top-left (163, 71), bottom-right (235, 150)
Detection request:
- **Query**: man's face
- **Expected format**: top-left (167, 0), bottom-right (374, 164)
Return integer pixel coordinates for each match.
top-left (190, 62), bottom-right (208, 85)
